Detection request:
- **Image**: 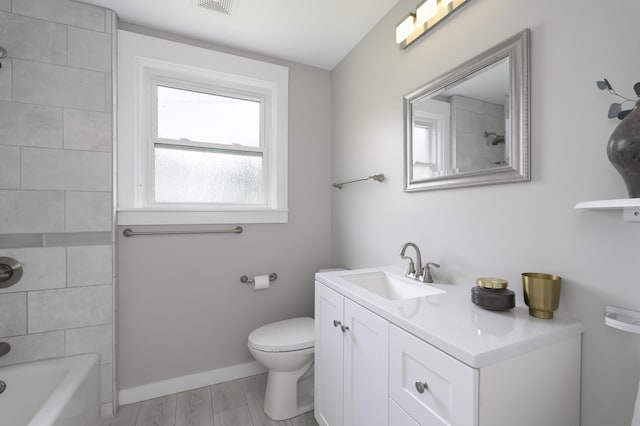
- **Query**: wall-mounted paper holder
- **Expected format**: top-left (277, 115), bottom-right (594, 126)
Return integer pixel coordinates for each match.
top-left (605, 306), bottom-right (640, 334)
top-left (240, 273), bottom-right (277, 284)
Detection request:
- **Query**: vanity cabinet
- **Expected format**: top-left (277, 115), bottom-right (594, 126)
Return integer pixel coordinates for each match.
top-left (314, 282), bottom-right (389, 426)
top-left (315, 279), bottom-right (581, 426)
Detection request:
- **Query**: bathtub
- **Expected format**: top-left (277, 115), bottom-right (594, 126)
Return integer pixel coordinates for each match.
top-left (0, 353), bottom-right (100, 426)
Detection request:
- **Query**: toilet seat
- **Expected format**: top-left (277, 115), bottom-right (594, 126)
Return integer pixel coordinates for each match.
top-left (248, 317), bottom-right (314, 352)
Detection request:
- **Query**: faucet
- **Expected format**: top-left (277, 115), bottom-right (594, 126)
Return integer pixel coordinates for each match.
top-left (399, 242), bottom-right (422, 280)
top-left (399, 243), bottom-right (440, 283)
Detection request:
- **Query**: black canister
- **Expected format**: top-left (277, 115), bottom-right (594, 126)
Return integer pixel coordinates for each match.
top-left (471, 277), bottom-right (515, 311)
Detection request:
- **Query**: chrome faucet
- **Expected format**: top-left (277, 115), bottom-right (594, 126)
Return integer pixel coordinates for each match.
top-left (399, 243), bottom-right (440, 283)
top-left (399, 242), bottom-right (422, 280)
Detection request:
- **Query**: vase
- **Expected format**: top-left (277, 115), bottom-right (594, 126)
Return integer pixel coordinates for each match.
top-left (607, 103), bottom-right (640, 198)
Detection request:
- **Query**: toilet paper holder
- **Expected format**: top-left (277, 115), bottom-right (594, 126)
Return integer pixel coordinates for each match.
top-left (240, 273), bottom-right (278, 284)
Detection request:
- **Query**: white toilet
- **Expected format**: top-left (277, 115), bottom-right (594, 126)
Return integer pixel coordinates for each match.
top-left (248, 316), bottom-right (315, 420)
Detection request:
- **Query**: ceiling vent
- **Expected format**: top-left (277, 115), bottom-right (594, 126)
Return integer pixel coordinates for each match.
top-left (194, 0), bottom-right (234, 15)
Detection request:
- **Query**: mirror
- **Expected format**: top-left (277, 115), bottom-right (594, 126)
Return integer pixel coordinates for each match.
top-left (404, 29), bottom-right (530, 192)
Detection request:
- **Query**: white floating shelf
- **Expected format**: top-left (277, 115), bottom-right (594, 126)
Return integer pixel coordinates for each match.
top-left (574, 198), bottom-right (640, 222)
top-left (605, 306), bottom-right (640, 335)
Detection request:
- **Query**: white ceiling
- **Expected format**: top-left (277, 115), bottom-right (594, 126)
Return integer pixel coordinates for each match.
top-left (78, 0), bottom-right (400, 70)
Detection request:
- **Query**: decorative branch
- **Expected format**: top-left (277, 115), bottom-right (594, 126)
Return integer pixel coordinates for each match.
top-left (596, 78), bottom-right (640, 120)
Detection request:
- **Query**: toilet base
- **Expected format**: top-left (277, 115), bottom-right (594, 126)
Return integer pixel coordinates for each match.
top-left (263, 361), bottom-right (314, 421)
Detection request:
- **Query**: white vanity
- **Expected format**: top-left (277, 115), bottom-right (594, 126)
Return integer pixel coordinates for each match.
top-left (314, 267), bottom-right (583, 426)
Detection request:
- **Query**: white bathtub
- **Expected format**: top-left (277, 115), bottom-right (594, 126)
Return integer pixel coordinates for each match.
top-left (0, 353), bottom-right (100, 426)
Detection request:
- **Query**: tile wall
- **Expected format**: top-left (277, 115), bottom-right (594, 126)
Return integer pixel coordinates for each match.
top-left (450, 94), bottom-right (506, 172)
top-left (0, 0), bottom-right (115, 416)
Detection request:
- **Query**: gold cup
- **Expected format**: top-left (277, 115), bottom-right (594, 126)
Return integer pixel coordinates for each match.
top-left (522, 272), bottom-right (562, 319)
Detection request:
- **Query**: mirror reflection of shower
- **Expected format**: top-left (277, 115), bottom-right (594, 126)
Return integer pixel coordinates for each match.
top-left (484, 131), bottom-right (505, 145)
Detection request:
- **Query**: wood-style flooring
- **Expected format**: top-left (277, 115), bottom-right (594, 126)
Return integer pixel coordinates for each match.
top-left (100, 373), bottom-right (318, 426)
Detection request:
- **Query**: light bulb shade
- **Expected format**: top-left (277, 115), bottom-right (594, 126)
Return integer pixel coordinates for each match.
top-left (441, 0), bottom-right (453, 6)
top-left (395, 14), bottom-right (416, 44)
top-left (416, 0), bottom-right (437, 25)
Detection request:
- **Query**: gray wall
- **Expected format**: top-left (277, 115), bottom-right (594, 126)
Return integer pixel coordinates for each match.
top-left (331, 0), bottom-right (640, 425)
top-left (117, 26), bottom-right (333, 390)
top-left (0, 0), bottom-right (115, 415)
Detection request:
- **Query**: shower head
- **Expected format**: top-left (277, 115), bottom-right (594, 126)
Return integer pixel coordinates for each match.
top-left (491, 135), bottom-right (505, 145)
top-left (484, 131), bottom-right (505, 145)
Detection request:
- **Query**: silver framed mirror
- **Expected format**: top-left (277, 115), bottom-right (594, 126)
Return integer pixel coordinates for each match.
top-left (404, 29), bottom-right (530, 192)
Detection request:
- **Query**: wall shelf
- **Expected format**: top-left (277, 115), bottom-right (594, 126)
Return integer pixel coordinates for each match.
top-left (605, 306), bottom-right (640, 334)
top-left (574, 198), bottom-right (640, 222)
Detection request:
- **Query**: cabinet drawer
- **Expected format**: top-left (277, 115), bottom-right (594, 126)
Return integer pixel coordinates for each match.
top-left (389, 325), bottom-right (478, 426)
top-left (389, 398), bottom-right (419, 426)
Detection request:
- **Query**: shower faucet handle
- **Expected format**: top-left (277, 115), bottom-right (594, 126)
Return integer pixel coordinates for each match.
top-left (0, 342), bottom-right (10, 357)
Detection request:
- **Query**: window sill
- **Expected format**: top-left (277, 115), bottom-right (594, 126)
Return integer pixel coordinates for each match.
top-left (117, 208), bottom-right (289, 225)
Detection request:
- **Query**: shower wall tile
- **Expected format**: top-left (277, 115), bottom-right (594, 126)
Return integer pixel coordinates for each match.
top-left (0, 190), bottom-right (64, 233)
top-left (13, 59), bottom-right (106, 111)
top-left (63, 109), bottom-right (111, 152)
top-left (67, 245), bottom-right (112, 287)
top-left (0, 2), bottom-right (115, 415)
top-left (28, 284), bottom-right (112, 333)
top-left (65, 324), bottom-right (112, 364)
top-left (0, 233), bottom-right (43, 249)
top-left (0, 331), bottom-right (64, 367)
top-left (0, 145), bottom-right (20, 189)
top-left (105, 10), bottom-right (113, 34)
top-left (101, 364), bottom-right (113, 403)
top-left (0, 292), bottom-right (26, 338)
top-left (12, 0), bottom-right (105, 32)
top-left (68, 26), bottom-right (111, 72)
top-left (104, 71), bottom-right (113, 110)
top-left (0, 57), bottom-right (10, 101)
top-left (0, 12), bottom-right (67, 65)
top-left (101, 403), bottom-right (114, 418)
top-left (21, 148), bottom-right (111, 191)
top-left (0, 101), bottom-right (63, 148)
top-left (44, 232), bottom-right (112, 247)
top-left (0, 247), bottom-right (66, 294)
top-left (66, 192), bottom-right (112, 232)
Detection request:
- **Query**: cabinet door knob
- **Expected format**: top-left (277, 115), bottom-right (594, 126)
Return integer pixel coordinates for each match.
top-left (341, 325), bottom-right (350, 332)
top-left (333, 320), bottom-right (342, 327)
top-left (415, 381), bottom-right (428, 393)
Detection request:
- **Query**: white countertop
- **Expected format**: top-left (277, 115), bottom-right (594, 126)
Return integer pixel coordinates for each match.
top-left (315, 267), bottom-right (583, 368)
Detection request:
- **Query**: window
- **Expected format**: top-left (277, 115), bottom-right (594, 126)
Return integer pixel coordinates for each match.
top-left (117, 30), bottom-right (288, 224)
top-left (153, 84), bottom-right (264, 204)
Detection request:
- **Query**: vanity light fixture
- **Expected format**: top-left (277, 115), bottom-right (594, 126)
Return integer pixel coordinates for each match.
top-left (416, 0), bottom-right (437, 26)
top-left (395, 13), bottom-right (416, 44)
top-left (396, 0), bottom-right (473, 49)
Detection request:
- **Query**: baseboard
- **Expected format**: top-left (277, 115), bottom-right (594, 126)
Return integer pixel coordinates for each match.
top-left (118, 361), bottom-right (267, 405)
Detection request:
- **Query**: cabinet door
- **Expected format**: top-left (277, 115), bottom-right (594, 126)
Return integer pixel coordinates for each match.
top-left (389, 325), bottom-right (478, 426)
top-left (343, 299), bottom-right (389, 426)
top-left (314, 282), bottom-right (344, 426)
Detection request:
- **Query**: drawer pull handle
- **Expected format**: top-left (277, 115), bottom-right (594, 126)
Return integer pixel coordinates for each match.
top-left (341, 325), bottom-right (350, 332)
top-left (415, 381), bottom-right (428, 394)
top-left (333, 320), bottom-right (342, 327)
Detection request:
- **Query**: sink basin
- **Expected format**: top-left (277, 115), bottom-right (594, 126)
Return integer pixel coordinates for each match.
top-left (341, 271), bottom-right (444, 300)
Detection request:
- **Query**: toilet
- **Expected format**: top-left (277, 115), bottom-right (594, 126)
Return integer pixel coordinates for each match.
top-left (248, 317), bottom-right (315, 420)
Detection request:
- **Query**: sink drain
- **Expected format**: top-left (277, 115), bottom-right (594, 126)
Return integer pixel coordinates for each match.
top-left (0, 381), bottom-right (5, 394)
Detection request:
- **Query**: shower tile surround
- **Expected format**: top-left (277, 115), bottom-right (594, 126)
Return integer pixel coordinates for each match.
top-left (0, 0), bottom-right (115, 416)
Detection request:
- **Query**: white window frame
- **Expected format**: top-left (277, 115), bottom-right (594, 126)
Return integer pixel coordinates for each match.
top-left (117, 30), bottom-right (288, 225)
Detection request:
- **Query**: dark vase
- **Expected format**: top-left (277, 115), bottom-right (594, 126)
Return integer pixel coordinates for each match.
top-left (607, 103), bottom-right (640, 198)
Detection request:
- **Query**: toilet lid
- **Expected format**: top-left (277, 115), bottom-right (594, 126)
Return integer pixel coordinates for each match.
top-left (248, 317), bottom-right (314, 352)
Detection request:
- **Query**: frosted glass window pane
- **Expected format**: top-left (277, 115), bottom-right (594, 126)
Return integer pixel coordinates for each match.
top-left (154, 145), bottom-right (264, 204)
top-left (157, 86), bottom-right (260, 147)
